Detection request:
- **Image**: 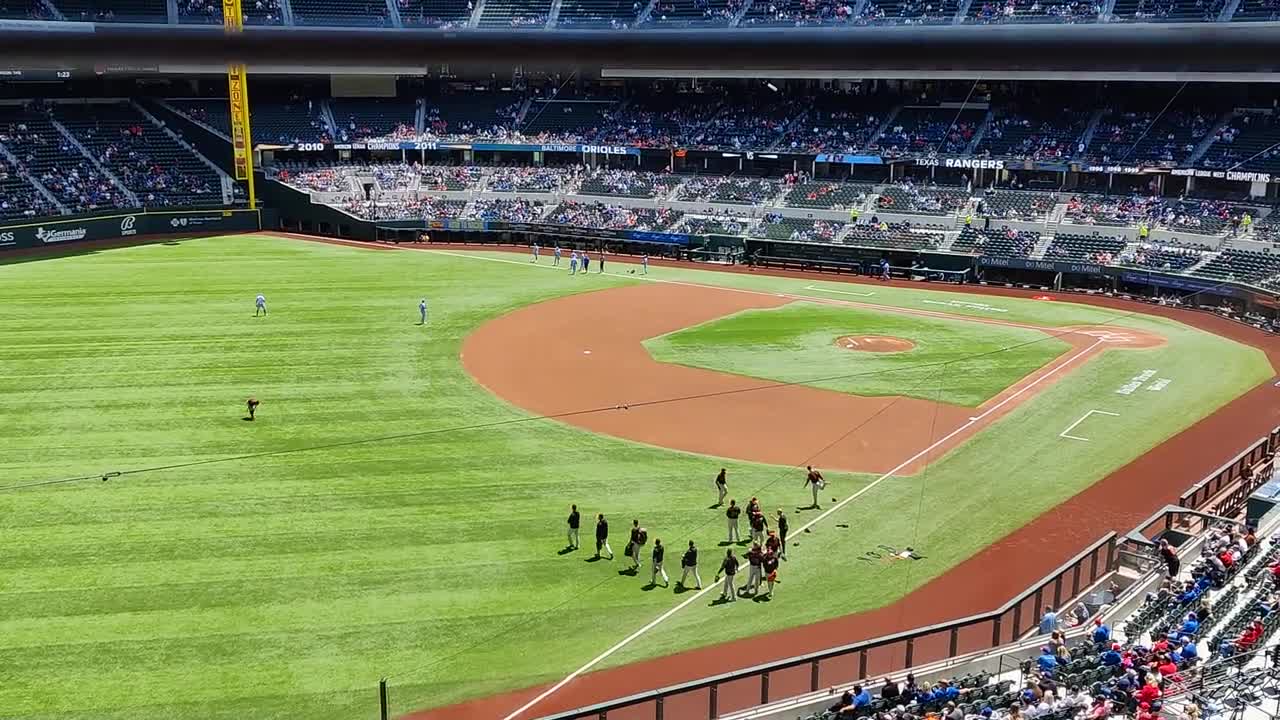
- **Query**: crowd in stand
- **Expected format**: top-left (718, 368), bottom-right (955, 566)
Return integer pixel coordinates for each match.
top-left (549, 200), bottom-right (684, 230)
top-left (470, 197), bottom-right (548, 222)
top-left (487, 165), bottom-right (581, 192)
top-left (178, 0), bottom-right (282, 23)
top-left (94, 125), bottom-right (216, 206)
top-left (1122, 242), bottom-right (1208, 272)
top-left (373, 163), bottom-right (419, 190)
top-left (875, 117), bottom-right (978, 157)
top-left (343, 196), bottom-right (465, 221)
top-left (677, 175), bottom-right (781, 204)
top-left (39, 159), bottom-right (131, 213)
top-left (277, 165), bottom-right (350, 193)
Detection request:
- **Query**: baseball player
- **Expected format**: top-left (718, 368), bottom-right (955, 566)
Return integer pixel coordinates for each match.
top-left (531, 242), bottom-right (540, 263)
top-left (714, 468), bottom-right (728, 507)
top-left (744, 543), bottom-right (764, 595)
top-left (749, 510), bottom-right (768, 546)
top-left (581, 251), bottom-right (590, 274)
top-left (553, 245), bottom-right (562, 267)
top-left (566, 504), bottom-right (580, 550)
top-left (804, 466), bottom-right (826, 509)
top-left (246, 397), bottom-right (260, 421)
top-left (714, 549), bottom-right (739, 602)
top-left (628, 520), bottom-right (645, 569)
top-left (418, 298), bottom-right (428, 325)
top-left (725, 499), bottom-right (742, 544)
top-left (594, 513), bottom-right (613, 560)
top-left (762, 549), bottom-right (779, 597)
top-left (641, 253), bottom-right (649, 274)
top-left (650, 538), bottom-right (669, 588)
top-left (254, 293), bottom-right (267, 317)
top-left (679, 540), bottom-right (702, 590)
top-left (598, 250), bottom-right (606, 273)
top-left (569, 251), bottom-right (579, 275)
top-left (746, 496), bottom-right (761, 518)
top-left (776, 509), bottom-right (789, 560)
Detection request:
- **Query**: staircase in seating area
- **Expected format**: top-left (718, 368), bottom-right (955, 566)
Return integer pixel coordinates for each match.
top-left (1184, 251), bottom-right (1221, 275)
top-left (860, 106), bottom-right (902, 154)
top-left (1029, 233), bottom-right (1055, 260)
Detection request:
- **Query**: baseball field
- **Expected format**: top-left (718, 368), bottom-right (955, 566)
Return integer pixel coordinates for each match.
top-left (1, 234), bottom-right (1275, 720)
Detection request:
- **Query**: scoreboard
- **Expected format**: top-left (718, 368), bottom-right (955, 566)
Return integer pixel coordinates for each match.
top-left (0, 68), bottom-right (77, 81)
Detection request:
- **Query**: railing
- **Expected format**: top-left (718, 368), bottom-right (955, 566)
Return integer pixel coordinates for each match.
top-left (1178, 429), bottom-right (1275, 511)
top-left (537, 533), bottom-right (1118, 720)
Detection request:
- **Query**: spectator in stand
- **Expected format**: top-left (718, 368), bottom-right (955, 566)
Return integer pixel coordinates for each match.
top-left (1039, 607), bottom-right (1061, 634)
top-left (1091, 618), bottom-right (1110, 646)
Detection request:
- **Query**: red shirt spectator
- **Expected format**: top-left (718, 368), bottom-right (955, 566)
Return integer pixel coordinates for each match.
top-left (1135, 681), bottom-right (1161, 706)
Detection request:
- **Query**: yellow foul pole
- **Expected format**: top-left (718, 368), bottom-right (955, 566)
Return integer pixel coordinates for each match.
top-left (223, 0), bottom-right (256, 209)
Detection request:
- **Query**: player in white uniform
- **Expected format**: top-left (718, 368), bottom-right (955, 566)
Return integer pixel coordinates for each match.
top-left (254, 294), bottom-right (267, 317)
top-left (419, 298), bottom-right (428, 325)
top-left (531, 243), bottom-right (540, 263)
top-left (569, 251), bottom-right (579, 275)
top-left (553, 245), bottom-right (562, 267)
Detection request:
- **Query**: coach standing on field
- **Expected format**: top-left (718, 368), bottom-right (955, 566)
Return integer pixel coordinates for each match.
top-left (680, 540), bottom-right (702, 590)
top-left (776, 509), bottom-right (789, 560)
top-left (594, 513), bottom-right (614, 560)
top-left (715, 549), bottom-right (740, 602)
top-left (726, 499), bottom-right (742, 543)
top-left (566, 504), bottom-right (581, 551)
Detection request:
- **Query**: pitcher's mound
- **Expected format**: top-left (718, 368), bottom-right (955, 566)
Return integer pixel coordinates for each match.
top-left (835, 335), bottom-right (916, 353)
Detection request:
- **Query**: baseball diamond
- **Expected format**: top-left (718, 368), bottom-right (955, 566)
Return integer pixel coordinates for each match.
top-left (4, 233), bottom-right (1279, 720)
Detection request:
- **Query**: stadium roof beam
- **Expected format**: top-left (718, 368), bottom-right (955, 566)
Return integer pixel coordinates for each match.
top-left (4, 21), bottom-right (1280, 79)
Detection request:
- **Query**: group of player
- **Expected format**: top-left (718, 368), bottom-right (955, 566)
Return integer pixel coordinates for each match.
top-left (564, 465), bottom-right (828, 603)
top-left (532, 243), bottom-right (649, 276)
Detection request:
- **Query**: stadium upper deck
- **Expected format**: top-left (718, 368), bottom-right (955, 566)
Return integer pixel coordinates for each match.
top-left (5, 0), bottom-right (1275, 26)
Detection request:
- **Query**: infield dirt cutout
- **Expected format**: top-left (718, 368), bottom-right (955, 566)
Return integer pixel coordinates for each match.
top-left (461, 283), bottom-right (1164, 475)
top-left (835, 335), bottom-right (916, 353)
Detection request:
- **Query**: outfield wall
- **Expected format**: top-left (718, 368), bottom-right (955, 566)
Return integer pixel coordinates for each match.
top-left (0, 207), bottom-right (263, 251)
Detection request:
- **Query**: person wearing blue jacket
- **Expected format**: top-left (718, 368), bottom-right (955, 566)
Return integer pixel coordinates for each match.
top-left (1180, 613), bottom-right (1200, 636)
top-left (1092, 618), bottom-right (1111, 646)
top-left (1037, 647), bottom-right (1058, 673)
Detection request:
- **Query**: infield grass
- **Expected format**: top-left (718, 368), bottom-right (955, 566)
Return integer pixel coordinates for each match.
top-left (645, 302), bottom-right (1071, 406)
top-left (0, 237), bottom-right (1271, 720)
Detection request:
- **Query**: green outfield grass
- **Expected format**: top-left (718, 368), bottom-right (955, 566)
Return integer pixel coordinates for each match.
top-left (645, 302), bottom-right (1071, 406)
top-left (0, 237), bottom-right (1271, 720)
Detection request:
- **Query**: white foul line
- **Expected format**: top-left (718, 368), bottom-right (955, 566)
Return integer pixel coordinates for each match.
top-left (496, 335), bottom-right (1107, 720)
top-left (1058, 409), bottom-right (1120, 442)
top-left (804, 284), bottom-right (877, 297)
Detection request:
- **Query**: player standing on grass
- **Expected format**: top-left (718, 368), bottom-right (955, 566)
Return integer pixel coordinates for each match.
top-left (642, 253), bottom-right (649, 274)
top-left (569, 251), bottom-right (579, 275)
top-left (254, 293), bottom-right (267, 317)
top-left (762, 549), bottom-right (779, 597)
top-left (594, 513), bottom-right (614, 560)
top-left (246, 397), bottom-right (260, 421)
top-left (726, 499), bottom-right (742, 543)
top-left (715, 549), bottom-right (739, 602)
top-left (776, 509), bottom-right (789, 560)
top-left (566, 504), bottom-right (580, 551)
top-left (804, 465), bottom-right (826, 509)
top-left (531, 242), bottom-right (540, 263)
top-left (650, 538), bottom-right (669, 588)
top-left (744, 542), bottom-right (764, 596)
top-left (582, 251), bottom-right (590, 274)
top-left (598, 250), bottom-right (606, 274)
top-left (679, 540), bottom-right (702, 590)
top-left (553, 245), bottom-right (562, 267)
top-left (714, 468), bottom-right (728, 507)
top-left (419, 298), bottom-right (428, 326)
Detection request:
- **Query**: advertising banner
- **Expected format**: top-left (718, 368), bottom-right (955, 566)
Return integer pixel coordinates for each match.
top-left (0, 209), bottom-right (261, 251)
